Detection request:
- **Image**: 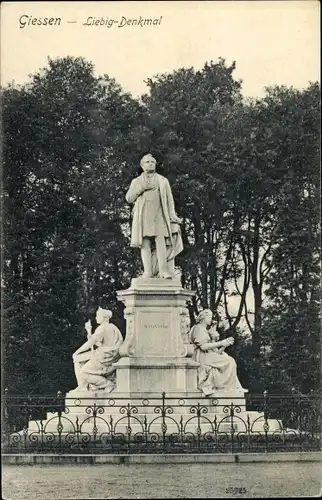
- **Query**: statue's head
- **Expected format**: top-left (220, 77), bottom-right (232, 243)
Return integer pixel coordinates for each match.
top-left (96, 307), bottom-right (112, 324)
top-left (140, 153), bottom-right (157, 173)
top-left (196, 309), bottom-right (213, 326)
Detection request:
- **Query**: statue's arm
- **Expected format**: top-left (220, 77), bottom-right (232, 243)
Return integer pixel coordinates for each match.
top-left (199, 340), bottom-right (226, 352)
top-left (73, 325), bottom-right (105, 358)
top-left (73, 338), bottom-right (94, 357)
top-left (125, 179), bottom-right (144, 204)
top-left (204, 337), bottom-right (233, 352)
top-left (113, 325), bottom-right (123, 345)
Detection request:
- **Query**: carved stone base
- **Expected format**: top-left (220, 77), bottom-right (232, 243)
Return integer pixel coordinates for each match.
top-left (114, 357), bottom-right (200, 393)
top-left (115, 277), bottom-right (197, 393)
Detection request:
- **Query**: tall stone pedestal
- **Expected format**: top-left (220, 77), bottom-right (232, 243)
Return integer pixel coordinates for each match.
top-left (114, 277), bottom-right (199, 397)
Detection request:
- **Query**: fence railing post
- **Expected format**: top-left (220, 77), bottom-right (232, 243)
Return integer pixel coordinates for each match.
top-left (21, 400), bottom-right (30, 453)
top-left (56, 390), bottom-right (64, 454)
top-left (196, 403), bottom-right (201, 452)
top-left (230, 402), bottom-right (235, 455)
top-left (126, 402), bottom-right (132, 454)
top-left (161, 392), bottom-right (167, 453)
top-left (263, 390), bottom-right (269, 453)
top-left (296, 390), bottom-right (303, 452)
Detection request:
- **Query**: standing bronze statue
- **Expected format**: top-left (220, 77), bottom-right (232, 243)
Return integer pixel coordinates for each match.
top-left (126, 154), bottom-right (183, 279)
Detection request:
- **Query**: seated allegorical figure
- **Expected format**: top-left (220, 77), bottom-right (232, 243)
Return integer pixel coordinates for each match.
top-left (72, 307), bottom-right (123, 392)
top-left (189, 309), bottom-right (247, 397)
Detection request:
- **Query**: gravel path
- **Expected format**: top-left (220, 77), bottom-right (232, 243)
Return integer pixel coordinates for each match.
top-left (2, 462), bottom-right (321, 499)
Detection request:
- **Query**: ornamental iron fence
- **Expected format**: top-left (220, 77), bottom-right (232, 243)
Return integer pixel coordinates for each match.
top-left (1, 390), bottom-right (321, 455)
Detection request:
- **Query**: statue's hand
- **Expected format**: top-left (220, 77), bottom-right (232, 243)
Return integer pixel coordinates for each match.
top-left (138, 184), bottom-right (152, 196)
top-left (141, 179), bottom-right (156, 192)
top-left (171, 216), bottom-right (182, 224)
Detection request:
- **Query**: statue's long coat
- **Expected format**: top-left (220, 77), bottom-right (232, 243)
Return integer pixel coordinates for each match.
top-left (125, 173), bottom-right (183, 262)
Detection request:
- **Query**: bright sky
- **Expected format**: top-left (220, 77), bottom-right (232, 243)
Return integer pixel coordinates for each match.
top-left (1, 0), bottom-right (320, 97)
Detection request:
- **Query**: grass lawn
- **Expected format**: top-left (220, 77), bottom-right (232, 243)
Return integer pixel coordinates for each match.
top-left (2, 461), bottom-right (322, 499)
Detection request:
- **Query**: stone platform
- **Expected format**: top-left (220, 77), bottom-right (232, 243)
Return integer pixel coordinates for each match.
top-left (27, 388), bottom-right (282, 437)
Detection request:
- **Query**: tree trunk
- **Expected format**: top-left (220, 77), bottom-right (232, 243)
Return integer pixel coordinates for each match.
top-left (251, 208), bottom-right (262, 355)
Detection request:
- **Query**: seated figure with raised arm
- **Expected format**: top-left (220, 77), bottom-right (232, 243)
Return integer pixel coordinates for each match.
top-left (189, 309), bottom-right (247, 397)
top-left (72, 307), bottom-right (123, 392)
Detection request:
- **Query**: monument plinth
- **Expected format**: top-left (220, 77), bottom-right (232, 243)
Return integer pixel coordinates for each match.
top-left (114, 277), bottom-right (200, 397)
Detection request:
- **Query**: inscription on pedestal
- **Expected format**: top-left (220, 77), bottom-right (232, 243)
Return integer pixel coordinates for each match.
top-left (136, 311), bottom-right (176, 356)
top-left (143, 322), bottom-right (168, 329)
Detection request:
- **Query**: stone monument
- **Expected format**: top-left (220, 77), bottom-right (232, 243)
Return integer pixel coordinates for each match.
top-left (25, 154), bottom-right (281, 439)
